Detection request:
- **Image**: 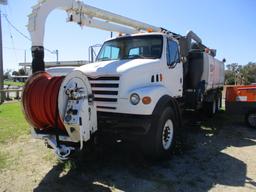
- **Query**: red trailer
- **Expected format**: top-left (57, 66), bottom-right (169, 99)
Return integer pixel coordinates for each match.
top-left (226, 85), bottom-right (256, 128)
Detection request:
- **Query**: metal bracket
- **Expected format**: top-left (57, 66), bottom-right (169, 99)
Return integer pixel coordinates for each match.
top-left (44, 136), bottom-right (75, 160)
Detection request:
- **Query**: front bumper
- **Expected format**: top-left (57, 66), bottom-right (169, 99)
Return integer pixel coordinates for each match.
top-left (32, 111), bottom-right (153, 142)
top-left (97, 112), bottom-right (152, 137)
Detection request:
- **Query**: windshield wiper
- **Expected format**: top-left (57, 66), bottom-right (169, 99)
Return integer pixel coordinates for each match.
top-left (97, 57), bottom-right (111, 61)
top-left (122, 55), bottom-right (146, 59)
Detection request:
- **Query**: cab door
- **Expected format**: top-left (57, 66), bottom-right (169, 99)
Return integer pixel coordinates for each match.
top-left (164, 38), bottom-right (183, 97)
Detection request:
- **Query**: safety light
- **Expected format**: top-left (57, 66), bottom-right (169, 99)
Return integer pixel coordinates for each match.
top-left (160, 74), bottom-right (163, 81)
top-left (147, 28), bottom-right (153, 32)
top-left (142, 96), bottom-right (151, 105)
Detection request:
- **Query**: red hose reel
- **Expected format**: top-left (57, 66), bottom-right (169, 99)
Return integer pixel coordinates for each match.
top-left (22, 72), bottom-right (65, 131)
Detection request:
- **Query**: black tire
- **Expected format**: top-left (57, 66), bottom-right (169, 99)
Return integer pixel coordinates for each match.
top-left (141, 107), bottom-right (178, 159)
top-left (215, 95), bottom-right (222, 113)
top-left (219, 93), bottom-right (223, 109)
top-left (204, 100), bottom-right (216, 117)
top-left (245, 110), bottom-right (256, 129)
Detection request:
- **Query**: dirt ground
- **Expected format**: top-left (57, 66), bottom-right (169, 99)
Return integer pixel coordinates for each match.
top-left (0, 110), bottom-right (256, 192)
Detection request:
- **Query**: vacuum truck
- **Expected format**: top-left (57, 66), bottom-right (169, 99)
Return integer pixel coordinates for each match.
top-left (22, 0), bottom-right (224, 159)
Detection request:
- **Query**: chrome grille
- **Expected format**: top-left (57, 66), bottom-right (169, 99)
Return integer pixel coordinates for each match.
top-left (88, 76), bottom-right (119, 110)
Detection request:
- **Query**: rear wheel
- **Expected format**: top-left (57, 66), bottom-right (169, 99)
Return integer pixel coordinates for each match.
top-left (216, 95), bottom-right (222, 112)
top-left (205, 100), bottom-right (216, 117)
top-left (141, 107), bottom-right (178, 159)
top-left (245, 111), bottom-right (256, 129)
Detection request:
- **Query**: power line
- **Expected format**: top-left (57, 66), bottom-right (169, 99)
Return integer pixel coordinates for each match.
top-left (5, 13), bottom-right (17, 62)
top-left (3, 46), bottom-right (26, 51)
top-left (2, 13), bottom-right (59, 58)
top-left (2, 13), bottom-right (31, 41)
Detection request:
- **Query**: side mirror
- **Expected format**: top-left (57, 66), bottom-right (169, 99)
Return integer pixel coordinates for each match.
top-left (222, 58), bottom-right (226, 63)
top-left (176, 57), bottom-right (180, 63)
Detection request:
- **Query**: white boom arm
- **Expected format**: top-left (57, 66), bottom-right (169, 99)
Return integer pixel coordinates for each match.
top-left (28, 0), bottom-right (205, 73)
top-left (28, 0), bottom-right (161, 46)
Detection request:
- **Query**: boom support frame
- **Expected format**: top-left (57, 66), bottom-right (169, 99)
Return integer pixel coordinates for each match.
top-left (27, 0), bottom-right (207, 73)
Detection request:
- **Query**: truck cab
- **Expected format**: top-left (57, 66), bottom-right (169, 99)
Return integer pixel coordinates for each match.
top-left (79, 33), bottom-right (183, 115)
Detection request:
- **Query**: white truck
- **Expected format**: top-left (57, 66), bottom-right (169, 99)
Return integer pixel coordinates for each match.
top-left (22, 0), bottom-right (224, 159)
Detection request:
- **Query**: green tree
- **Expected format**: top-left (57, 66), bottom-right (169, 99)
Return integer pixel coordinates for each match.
top-left (225, 62), bottom-right (256, 85)
top-left (240, 62), bottom-right (256, 85)
top-left (3, 69), bottom-right (12, 80)
top-left (18, 68), bottom-right (27, 76)
top-left (12, 71), bottom-right (19, 76)
top-left (11, 68), bottom-right (28, 76)
top-left (225, 63), bottom-right (242, 85)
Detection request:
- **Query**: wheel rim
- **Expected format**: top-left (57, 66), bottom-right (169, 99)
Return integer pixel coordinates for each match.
top-left (217, 97), bottom-right (221, 110)
top-left (248, 113), bottom-right (256, 127)
top-left (212, 100), bottom-right (216, 114)
top-left (162, 119), bottom-right (174, 150)
top-left (219, 97), bottom-right (222, 109)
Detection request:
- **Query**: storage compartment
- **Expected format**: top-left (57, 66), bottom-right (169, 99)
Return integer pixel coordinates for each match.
top-left (186, 51), bottom-right (224, 91)
top-left (187, 51), bottom-right (204, 89)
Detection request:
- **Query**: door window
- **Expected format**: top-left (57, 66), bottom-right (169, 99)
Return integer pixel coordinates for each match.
top-left (167, 40), bottom-right (180, 67)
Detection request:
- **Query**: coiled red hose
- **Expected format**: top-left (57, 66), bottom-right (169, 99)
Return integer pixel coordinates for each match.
top-left (22, 72), bottom-right (65, 131)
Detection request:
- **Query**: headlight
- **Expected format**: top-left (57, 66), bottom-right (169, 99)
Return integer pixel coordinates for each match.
top-left (130, 93), bottom-right (140, 105)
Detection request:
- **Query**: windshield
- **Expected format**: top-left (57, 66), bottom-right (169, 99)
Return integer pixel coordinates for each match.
top-left (96, 35), bottom-right (163, 61)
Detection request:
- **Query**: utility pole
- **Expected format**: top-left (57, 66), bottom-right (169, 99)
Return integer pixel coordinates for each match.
top-left (56, 49), bottom-right (59, 64)
top-left (24, 50), bottom-right (26, 63)
top-left (24, 50), bottom-right (27, 74)
top-left (0, 1), bottom-right (7, 104)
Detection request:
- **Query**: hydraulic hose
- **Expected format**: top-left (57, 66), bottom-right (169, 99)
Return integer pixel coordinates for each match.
top-left (22, 72), bottom-right (65, 131)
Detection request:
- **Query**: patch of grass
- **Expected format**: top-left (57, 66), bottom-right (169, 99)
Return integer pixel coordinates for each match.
top-left (63, 160), bottom-right (77, 171)
top-left (42, 150), bottom-right (57, 163)
top-left (0, 151), bottom-right (9, 170)
top-left (4, 80), bottom-right (24, 87)
top-left (0, 102), bottom-right (29, 143)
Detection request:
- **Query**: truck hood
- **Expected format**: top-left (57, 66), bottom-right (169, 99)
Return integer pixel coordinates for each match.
top-left (76, 59), bottom-right (160, 77)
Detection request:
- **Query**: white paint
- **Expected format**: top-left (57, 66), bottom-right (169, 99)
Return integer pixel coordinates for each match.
top-left (236, 96), bottom-right (247, 102)
top-left (28, 0), bottom-right (161, 46)
top-left (201, 53), bottom-right (224, 91)
top-left (162, 119), bottom-right (174, 150)
top-left (58, 70), bottom-right (97, 145)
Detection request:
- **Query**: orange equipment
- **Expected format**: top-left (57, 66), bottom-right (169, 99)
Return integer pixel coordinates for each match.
top-left (22, 72), bottom-right (65, 131)
top-left (226, 85), bottom-right (256, 128)
top-left (226, 85), bottom-right (256, 103)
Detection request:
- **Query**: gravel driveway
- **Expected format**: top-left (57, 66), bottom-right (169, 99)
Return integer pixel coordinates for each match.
top-left (1, 110), bottom-right (256, 192)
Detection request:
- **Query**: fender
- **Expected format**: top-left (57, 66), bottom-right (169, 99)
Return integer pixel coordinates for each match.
top-left (152, 95), bottom-right (182, 129)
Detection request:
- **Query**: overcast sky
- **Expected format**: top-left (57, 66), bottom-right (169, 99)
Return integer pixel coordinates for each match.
top-left (1, 0), bottom-right (256, 70)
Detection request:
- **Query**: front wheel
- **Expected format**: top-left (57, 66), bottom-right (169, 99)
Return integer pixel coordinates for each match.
top-left (162, 119), bottom-right (174, 150)
top-left (141, 107), bottom-right (178, 159)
